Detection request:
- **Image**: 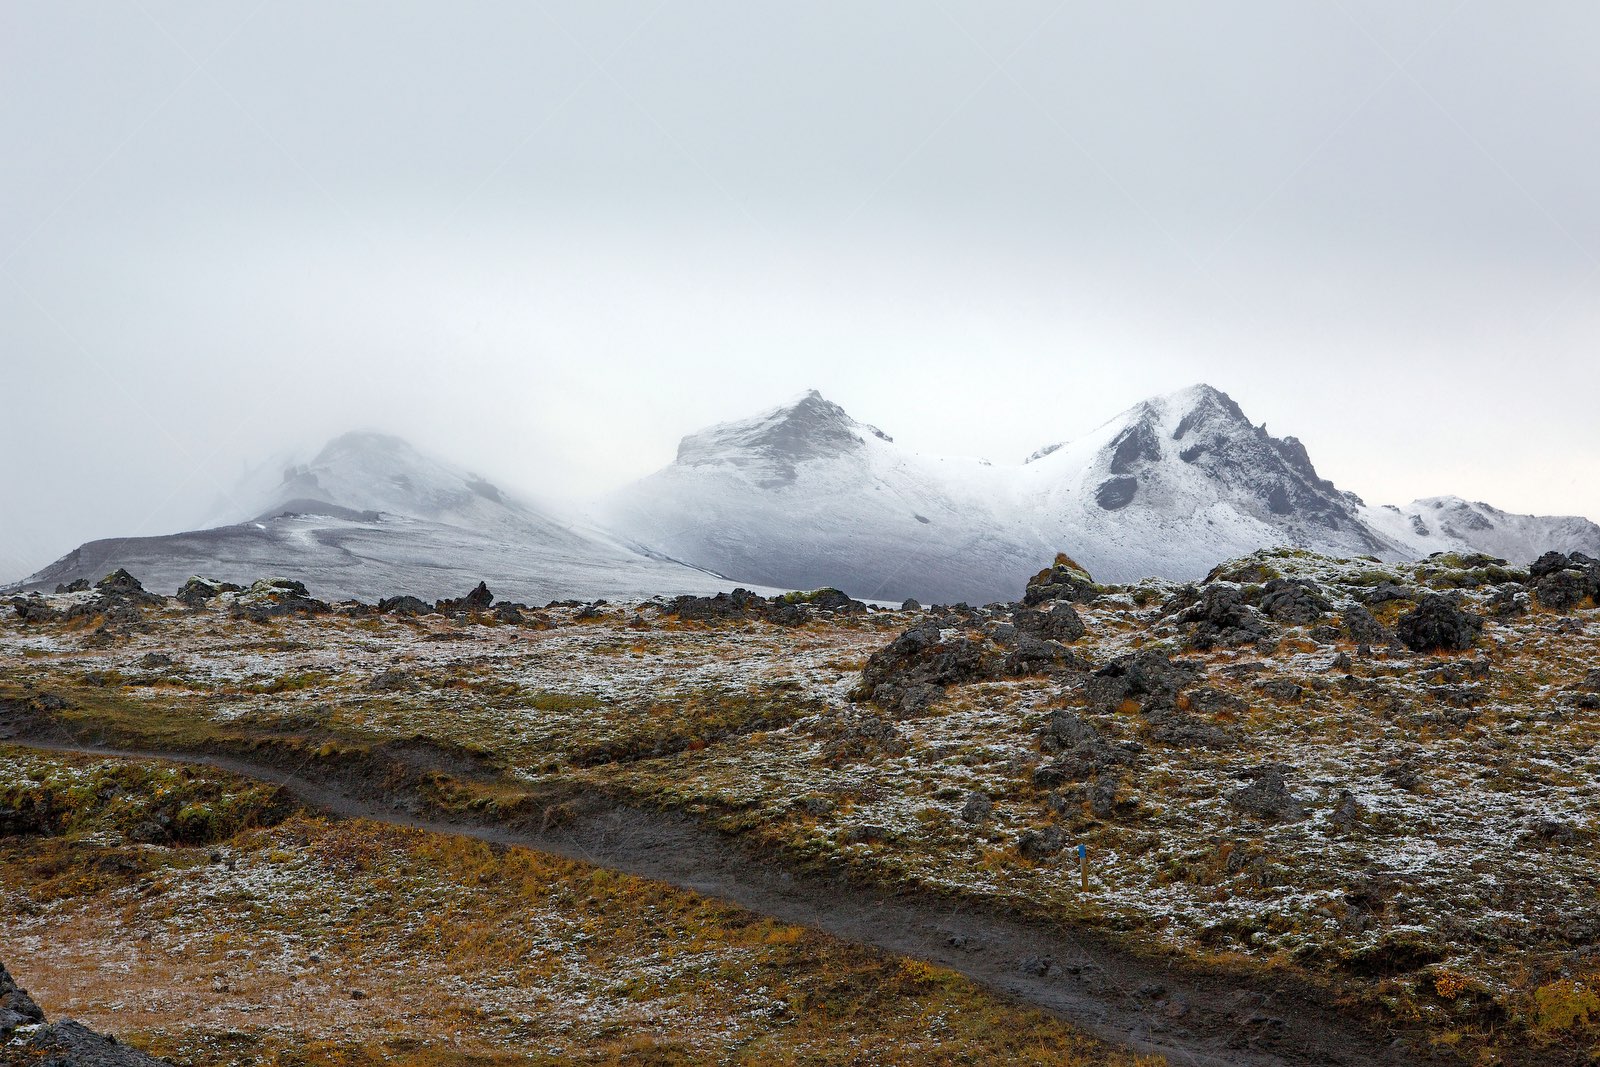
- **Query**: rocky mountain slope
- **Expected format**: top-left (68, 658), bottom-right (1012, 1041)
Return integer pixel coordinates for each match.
top-left (603, 385), bottom-right (1600, 602)
top-left (10, 432), bottom-right (755, 604)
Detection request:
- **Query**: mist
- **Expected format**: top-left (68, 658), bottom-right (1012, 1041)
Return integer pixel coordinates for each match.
top-left (4, 1), bottom-right (1598, 582)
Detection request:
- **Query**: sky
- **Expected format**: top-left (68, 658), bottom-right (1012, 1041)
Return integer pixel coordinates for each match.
top-left (3, 1), bottom-right (1598, 581)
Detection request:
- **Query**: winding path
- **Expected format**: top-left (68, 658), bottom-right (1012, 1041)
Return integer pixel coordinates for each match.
top-left (4, 730), bottom-right (1417, 1067)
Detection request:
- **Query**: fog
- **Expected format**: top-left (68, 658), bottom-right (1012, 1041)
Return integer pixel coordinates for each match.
top-left (4, 1), bottom-right (1598, 581)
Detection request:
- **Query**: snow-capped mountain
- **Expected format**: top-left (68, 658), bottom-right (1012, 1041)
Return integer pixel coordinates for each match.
top-left (603, 385), bottom-right (1600, 603)
top-left (599, 391), bottom-right (1053, 605)
top-left (14, 432), bottom-right (761, 604)
top-left (15, 387), bottom-right (1597, 607)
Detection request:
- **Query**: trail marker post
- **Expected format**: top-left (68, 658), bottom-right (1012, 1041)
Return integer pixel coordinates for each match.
top-left (1078, 843), bottom-right (1088, 890)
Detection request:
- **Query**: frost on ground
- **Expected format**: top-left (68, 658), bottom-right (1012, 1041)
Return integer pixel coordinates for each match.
top-left (0, 747), bottom-right (1135, 1067)
top-left (3, 547), bottom-right (1599, 1064)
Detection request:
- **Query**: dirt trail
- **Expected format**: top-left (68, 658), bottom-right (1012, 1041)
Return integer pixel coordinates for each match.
top-left (3, 730), bottom-right (1419, 1067)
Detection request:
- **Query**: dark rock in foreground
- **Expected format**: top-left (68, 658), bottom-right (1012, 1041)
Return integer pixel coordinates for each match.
top-left (2, 960), bottom-right (167, 1065)
top-left (1396, 595), bottom-right (1484, 652)
top-left (1022, 554), bottom-right (1100, 606)
top-left (666, 587), bottom-right (867, 628)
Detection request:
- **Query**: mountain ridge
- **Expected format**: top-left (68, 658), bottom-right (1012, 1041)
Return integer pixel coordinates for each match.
top-left (602, 383), bottom-right (1599, 601)
top-left (12, 384), bottom-right (1598, 605)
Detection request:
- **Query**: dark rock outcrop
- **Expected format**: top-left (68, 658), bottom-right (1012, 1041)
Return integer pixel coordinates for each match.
top-left (1085, 651), bottom-right (1203, 713)
top-left (1012, 603), bottom-right (1087, 643)
top-left (1535, 568), bottom-right (1592, 613)
top-left (437, 581), bottom-right (495, 614)
top-left (175, 576), bottom-right (241, 607)
top-left (857, 606), bottom-right (1087, 716)
top-left (227, 578), bottom-right (331, 621)
top-left (1257, 578), bottom-right (1332, 625)
top-left (1022, 555), bottom-right (1099, 606)
top-left (1229, 769), bottom-right (1307, 822)
top-left (1170, 586), bottom-right (1270, 650)
top-left (667, 588), bottom-right (867, 627)
top-left (95, 569), bottom-right (164, 608)
top-left (1396, 595), bottom-right (1484, 653)
top-left (2, 960), bottom-right (167, 1065)
top-left (1341, 605), bottom-right (1391, 645)
top-left (377, 595), bottom-right (434, 616)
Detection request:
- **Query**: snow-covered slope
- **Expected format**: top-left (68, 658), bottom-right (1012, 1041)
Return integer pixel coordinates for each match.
top-left (598, 391), bottom-right (1055, 604)
top-left (1363, 496), bottom-right (1600, 564)
top-left (1007, 385), bottom-right (1403, 582)
top-left (603, 385), bottom-right (1600, 603)
top-left (13, 432), bottom-right (764, 604)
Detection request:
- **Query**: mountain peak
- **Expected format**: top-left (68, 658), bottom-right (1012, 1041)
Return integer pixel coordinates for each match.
top-left (673, 392), bottom-right (893, 485)
top-left (314, 430), bottom-right (414, 460)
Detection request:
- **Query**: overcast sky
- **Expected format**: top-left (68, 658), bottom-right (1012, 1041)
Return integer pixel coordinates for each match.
top-left (3, 1), bottom-right (1598, 580)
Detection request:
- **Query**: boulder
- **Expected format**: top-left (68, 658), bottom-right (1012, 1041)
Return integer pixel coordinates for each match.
top-left (1171, 585), bottom-right (1270, 649)
top-left (175, 576), bottom-right (242, 607)
top-left (1022, 554), bottom-right (1099, 606)
top-left (1396, 595), bottom-right (1484, 652)
top-left (88, 570), bottom-right (164, 610)
top-left (1258, 578), bottom-right (1332, 625)
top-left (1342, 603), bottom-right (1390, 643)
top-left (1012, 603), bottom-right (1087, 643)
top-left (1358, 582), bottom-right (1416, 605)
top-left (1535, 569), bottom-right (1590, 613)
top-left (0, 960), bottom-right (45, 1033)
top-left (10, 596), bottom-right (60, 624)
top-left (806, 588), bottom-right (868, 615)
top-left (437, 581), bottom-right (495, 614)
top-left (228, 578), bottom-right (330, 621)
top-left (856, 623), bottom-right (993, 715)
top-left (1085, 651), bottom-right (1204, 713)
top-left (1017, 825), bottom-right (1068, 860)
top-left (958, 792), bottom-right (992, 824)
top-left (377, 595), bottom-right (433, 616)
top-left (1229, 769), bottom-right (1307, 822)
top-left (1529, 550), bottom-right (1576, 579)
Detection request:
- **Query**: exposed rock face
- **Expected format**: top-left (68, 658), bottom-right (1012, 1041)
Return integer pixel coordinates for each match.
top-left (1341, 605), bottom-right (1391, 646)
top-left (1169, 586), bottom-right (1271, 650)
top-left (665, 588), bottom-right (866, 627)
top-left (1012, 603), bottom-right (1087, 643)
top-left (1524, 552), bottom-right (1599, 613)
top-left (0, 961), bottom-right (44, 1033)
top-left (1536, 569), bottom-right (1591, 612)
top-left (435, 581), bottom-right (496, 615)
top-left (175, 576), bottom-right (241, 607)
top-left (2, 960), bottom-right (167, 1065)
top-left (1085, 651), bottom-right (1202, 713)
top-left (1258, 578), bottom-right (1332, 624)
top-left (1396, 595), bottom-right (1485, 653)
top-left (1094, 476), bottom-right (1139, 511)
top-left (1021, 555), bottom-right (1099, 606)
top-left (228, 578), bottom-right (331, 621)
top-left (12, 569), bottom-right (168, 635)
top-left (95, 569), bottom-right (164, 607)
top-left (672, 389), bottom-right (889, 488)
top-left (1230, 769), bottom-right (1308, 822)
top-left (377, 595), bottom-right (433, 616)
top-left (856, 602), bottom-right (1090, 716)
